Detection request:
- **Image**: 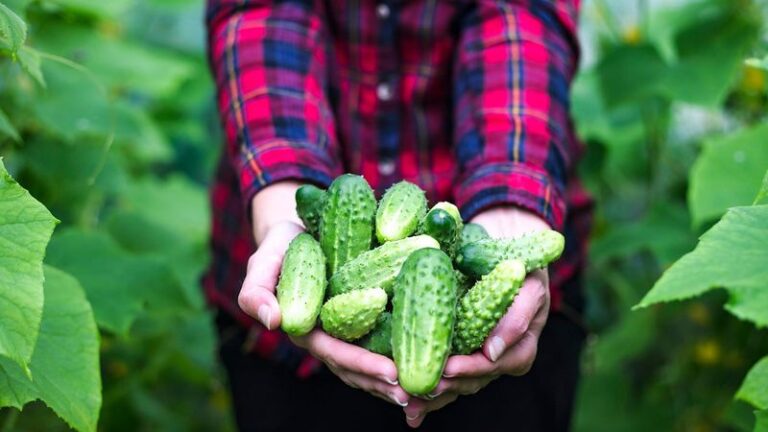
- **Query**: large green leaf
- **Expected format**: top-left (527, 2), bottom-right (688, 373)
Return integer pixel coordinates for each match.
top-left (689, 123), bottom-right (768, 226)
top-left (0, 159), bottom-right (57, 371)
top-left (0, 106), bottom-right (19, 141)
top-left (756, 410), bottom-right (768, 432)
top-left (596, 44), bottom-right (668, 108)
top-left (45, 229), bottom-right (190, 335)
top-left (0, 266), bottom-right (101, 432)
top-left (737, 356), bottom-right (768, 410)
top-left (636, 205), bottom-right (768, 327)
top-left (0, 2), bottom-right (26, 53)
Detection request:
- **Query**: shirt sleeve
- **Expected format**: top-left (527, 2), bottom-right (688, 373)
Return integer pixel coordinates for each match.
top-left (206, 0), bottom-right (342, 210)
top-left (451, 0), bottom-right (581, 230)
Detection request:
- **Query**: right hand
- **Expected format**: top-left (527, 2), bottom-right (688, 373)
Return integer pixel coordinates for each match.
top-left (238, 182), bottom-right (411, 408)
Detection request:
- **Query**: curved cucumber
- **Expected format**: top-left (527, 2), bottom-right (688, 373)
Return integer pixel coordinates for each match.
top-left (392, 248), bottom-right (458, 395)
top-left (276, 233), bottom-right (326, 336)
top-left (358, 311), bottom-right (393, 357)
top-left (453, 259), bottom-right (526, 354)
top-left (458, 223), bottom-right (490, 249)
top-left (319, 174), bottom-right (377, 275)
top-left (328, 235), bottom-right (439, 298)
top-left (375, 181), bottom-right (427, 243)
top-left (295, 184), bottom-right (327, 238)
top-left (419, 208), bottom-right (460, 257)
top-left (455, 230), bottom-right (565, 279)
top-left (320, 288), bottom-right (387, 341)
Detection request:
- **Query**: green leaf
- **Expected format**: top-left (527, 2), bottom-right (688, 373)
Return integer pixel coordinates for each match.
top-left (689, 123), bottom-right (768, 226)
top-left (45, 229), bottom-right (190, 334)
top-left (0, 266), bottom-right (101, 432)
top-left (737, 357), bottom-right (768, 410)
top-left (756, 410), bottom-right (768, 432)
top-left (0, 106), bottom-right (20, 141)
top-left (49, 0), bottom-right (131, 18)
top-left (0, 2), bottom-right (26, 53)
top-left (0, 159), bottom-right (57, 372)
top-left (17, 45), bottom-right (45, 87)
top-left (755, 170), bottom-right (768, 205)
top-left (596, 44), bottom-right (668, 108)
top-left (636, 205), bottom-right (768, 327)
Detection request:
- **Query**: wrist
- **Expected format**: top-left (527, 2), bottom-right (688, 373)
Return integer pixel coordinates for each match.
top-left (251, 181), bottom-right (304, 243)
top-left (470, 205), bottom-right (550, 239)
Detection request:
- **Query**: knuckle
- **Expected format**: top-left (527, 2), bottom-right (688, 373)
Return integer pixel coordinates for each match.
top-left (507, 317), bottom-right (528, 338)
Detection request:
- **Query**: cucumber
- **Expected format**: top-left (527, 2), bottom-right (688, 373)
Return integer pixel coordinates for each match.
top-left (328, 235), bottom-right (440, 298)
top-left (432, 201), bottom-right (463, 232)
top-left (392, 248), bottom-right (458, 395)
top-left (454, 269), bottom-right (473, 299)
top-left (295, 184), bottom-right (327, 238)
top-left (276, 233), bottom-right (326, 336)
top-left (419, 208), bottom-right (460, 258)
top-left (375, 181), bottom-right (427, 243)
top-left (453, 259), bottom-right (526, 355)
top-left (358, 311), bottom-right (393, 357)
top-left (455, 230), bottom-right (565, 279)
top-left (320, 288), bottom-right (387, 341)
top-left (459, 223), bottom-right (490, 249)
top-left (319, 174), bottom-right (377, 275)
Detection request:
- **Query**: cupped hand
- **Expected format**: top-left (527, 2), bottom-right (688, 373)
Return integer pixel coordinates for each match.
top-left (238, 182), bottom-right (410, 407)
top-left (402, 206), bottom-right (552, 428)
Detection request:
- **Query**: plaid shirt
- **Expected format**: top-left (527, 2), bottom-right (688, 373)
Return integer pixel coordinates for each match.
top-left (204, 0), bottom-right (592, 377)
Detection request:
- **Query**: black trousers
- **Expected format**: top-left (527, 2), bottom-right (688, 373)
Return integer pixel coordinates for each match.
top-left (217, 312), bottom-right (585, 432)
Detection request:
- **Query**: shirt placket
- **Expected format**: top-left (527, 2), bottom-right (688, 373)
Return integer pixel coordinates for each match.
top-left (375, 0), bottom-right (400, 183)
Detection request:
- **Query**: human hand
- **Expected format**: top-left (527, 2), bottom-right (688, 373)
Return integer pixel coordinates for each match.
top-left (238, 182), bottom-right (410, 407)
top-left (402, 206), bottom-right (551, 427)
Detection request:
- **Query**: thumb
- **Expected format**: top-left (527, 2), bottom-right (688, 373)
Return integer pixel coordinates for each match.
top-left (238, 222), bottom-right (304, 329)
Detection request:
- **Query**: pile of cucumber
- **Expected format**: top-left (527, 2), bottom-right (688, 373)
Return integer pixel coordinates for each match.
top-left (276, 174), bottom-right (564, 395)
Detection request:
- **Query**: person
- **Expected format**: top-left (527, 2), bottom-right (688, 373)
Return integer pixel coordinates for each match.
top-left (203, 1), bottom-right (593, 430)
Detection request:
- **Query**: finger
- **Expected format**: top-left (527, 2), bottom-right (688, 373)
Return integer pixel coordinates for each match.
top-left (238, 223), bottom-right (303, 329)
top-left (443, 351), bottom-right (497, 378)
top-left (483, 270), bottom-right (548, 362)
top-left (404, 394), bottom-right (459, 428)
top-left (495, 329), bottom-right (539, 376)
top-left (290, 330), bottom-right (399, 384)
top-left (327, 367), bottom-right (410, 407)
top-left (422, 376), bottom-right (494, 399)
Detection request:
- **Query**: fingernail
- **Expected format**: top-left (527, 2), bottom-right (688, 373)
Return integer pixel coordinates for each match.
top-left (257, 305), bottom-right (272, 330)
top-left (489, 336), bottom-right (505, 362)
top-left (390, 393), bottom-right (408, 407)
top-left (382, 376), bottom-right (399, 386)
top-left (427, 391), bottom-right (441, 399)
top-left (406, 412), bottom-right (421, 421)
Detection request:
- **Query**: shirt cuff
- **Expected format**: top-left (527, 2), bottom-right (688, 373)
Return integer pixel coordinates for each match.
top-left (235, 140), bottom-right (341, 215)
top-left (453, 162), bottom-right (566, 231)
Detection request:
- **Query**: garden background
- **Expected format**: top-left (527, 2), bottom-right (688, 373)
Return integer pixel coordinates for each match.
top-left (0, 0), bottom-right (766, 430)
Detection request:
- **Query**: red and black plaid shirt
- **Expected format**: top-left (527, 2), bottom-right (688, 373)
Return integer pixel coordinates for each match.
top-left (204, 0), bottom-right (593, 377)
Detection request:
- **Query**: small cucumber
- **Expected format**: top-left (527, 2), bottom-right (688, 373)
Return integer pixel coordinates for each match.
top-left (392, 248), bottom-right (458, 395)
top-left (455, 230), bottom-right (565, 279)
top-left (276, 233), bottom-right (326, 336)
top-left (328, 235), bottom-right (440, 298)
top-left (358, 311), bottom-right (393, 357)
top-left (458, 223), bottom-right (490, 249)
top-left (320, 288), bottom-right (387, 341)
top-left (319, 174), bottom-right (377, 275)
top-left (295, 184), bottom-right (327, 238)
top-left (432, 201), bottom-right (463, 232)
top-left (453, 259), bottom-right (526, 355)
top-left (375, 181), bottom-right (427, 243)
top-left (419, 208), bottom-right (460, 257)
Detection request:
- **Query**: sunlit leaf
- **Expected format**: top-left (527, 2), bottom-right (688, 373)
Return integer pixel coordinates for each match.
top-left (0, 2), bottom-right (26, 53)
top-left (0, 266), bottom-right (101, 432)
top-left (48, 0), bottom-right (131, 18)
top-left (0, 106), bottom-right (20, 141)
top-left (637, 205), bottom-right (768, 327)
top-left (0, 159), bottom-right (57, 372)
top-left (755, 170), bottom-right (768, 205)
top-left (689, 123), bottom-right (768, 226)
top-left (737, 356), bottom-right (768, 410)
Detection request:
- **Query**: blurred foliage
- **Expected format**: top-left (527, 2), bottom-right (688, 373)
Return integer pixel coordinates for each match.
top-left (0, 0), bottom-right (767, 431)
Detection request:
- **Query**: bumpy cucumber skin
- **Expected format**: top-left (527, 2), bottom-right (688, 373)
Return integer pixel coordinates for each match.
top-left (320, 288), bottom-right (387, 341)
top-left (358, 311), bottom-right (393, 357)
top-left (319, 174), bottom-right (377, 275)
top-left (453, 260), bottom-right (526, 355)
top-left (295, 185), bottom-right (327, 238)
top-left (419, 208), bottom-right (460, 257)
top-left (458, 223), bottom-right (490, 249)
top-left (392, 248), bottom-right (458, 396)
top-left (454, 269), bottom-right (473, 299)
top-left (328, 235), bottom-right (439, 298)
top-left (375, 181), bottom-right (427, 243)
top-left (455, 230), bottom-right (565, 279)
top-left (277, 233), bottom-right (327, 336)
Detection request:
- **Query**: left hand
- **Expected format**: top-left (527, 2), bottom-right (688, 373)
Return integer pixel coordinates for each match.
top-left (402, 206), bottom-right (552, 428)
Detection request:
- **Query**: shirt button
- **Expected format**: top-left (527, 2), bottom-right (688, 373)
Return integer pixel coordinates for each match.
top-left (376, 4), bottom-right (390, 19)
top-left (377, 83), bottom-right (393, 101)
top-left (378, 159), bottom-right (396, 176)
